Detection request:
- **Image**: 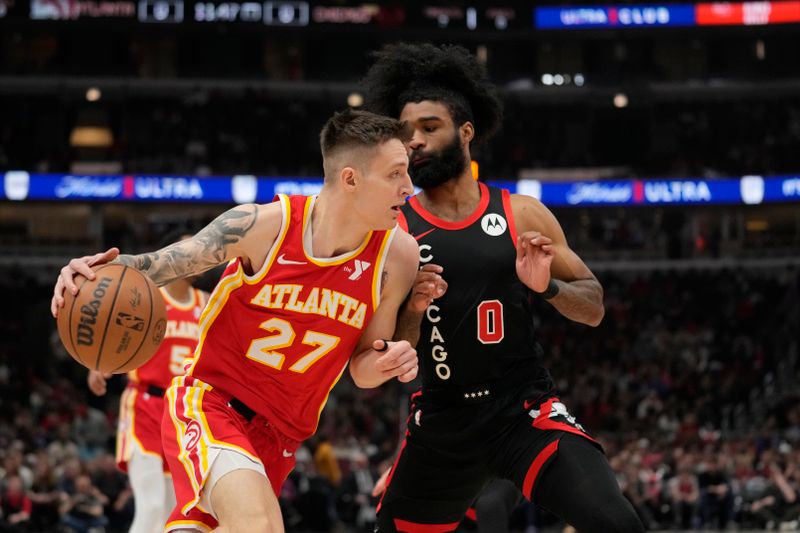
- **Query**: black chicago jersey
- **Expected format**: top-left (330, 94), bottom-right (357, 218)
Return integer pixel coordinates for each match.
top-left (399, 183), bottom-right (554, 391)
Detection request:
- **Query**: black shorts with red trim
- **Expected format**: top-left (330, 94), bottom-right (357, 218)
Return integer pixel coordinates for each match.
top-left (376, 386), bottom-right (600, 533)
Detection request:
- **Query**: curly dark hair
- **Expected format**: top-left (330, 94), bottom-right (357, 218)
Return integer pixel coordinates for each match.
top-left (362, 43), bottom-right (503, 145)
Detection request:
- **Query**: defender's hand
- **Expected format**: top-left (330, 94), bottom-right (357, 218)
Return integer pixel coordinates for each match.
top-left (405, 264), bottom-right (448, 314)
top-left (515, 232), bottom-right (554, 293)
top-left (372, 466), bottom-right (392, 497)
top-left (51, 248), bottom-right (120, 317)
top-left (87, 370), bottom-right (112, 396)
top-left (372, 340), bottom-right (418, 383)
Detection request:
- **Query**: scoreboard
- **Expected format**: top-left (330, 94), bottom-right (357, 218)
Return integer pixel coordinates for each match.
top-left (2, 1), bottom-right (798, 29)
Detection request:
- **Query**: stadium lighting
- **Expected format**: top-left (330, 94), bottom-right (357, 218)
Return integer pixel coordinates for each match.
top-left (574, 73), bottom-right (585, 86)
top-left (613, 93), bottom-right (629, 108)
top-left (541, 74), bottom-right (554, 86)
top-left (347, 92), bottom-right (364, 108)
top-left (69, 126), bottom-right (113, 148)
top-left (85, 87), bottom-right (102, 102)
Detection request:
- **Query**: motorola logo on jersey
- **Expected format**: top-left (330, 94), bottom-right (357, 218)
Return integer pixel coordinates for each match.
top-left (480, 213), bottom-right (507, 237)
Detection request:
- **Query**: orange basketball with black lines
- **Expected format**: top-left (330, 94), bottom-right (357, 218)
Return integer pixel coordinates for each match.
top-left (56, 264), bottom-right (167, 373)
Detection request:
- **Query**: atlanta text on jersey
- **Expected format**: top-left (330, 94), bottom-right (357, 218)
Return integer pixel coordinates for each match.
top-left (250, 283), bottom-right (368, 329)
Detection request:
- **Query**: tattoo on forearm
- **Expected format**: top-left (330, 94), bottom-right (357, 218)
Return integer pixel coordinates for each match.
top-left (115, 204), bottom-right (259, 286)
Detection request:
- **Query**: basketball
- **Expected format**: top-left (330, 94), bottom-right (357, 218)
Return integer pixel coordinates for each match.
top-left (56, 263), bottom-right (167, 374)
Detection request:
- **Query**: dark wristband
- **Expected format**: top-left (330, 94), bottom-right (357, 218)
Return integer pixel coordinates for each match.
top-left (537, 279), bottom-right (560, 300)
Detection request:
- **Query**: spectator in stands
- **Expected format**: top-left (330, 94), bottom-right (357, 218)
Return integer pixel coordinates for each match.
top-left (0, 475), bottom-right (31, 533)
top-left (697, 453), bottom-right (734, 529)
top-left (59, 474), bottom-right (108, 533)
top-left (336, 452), bottom-right (376, 532)
top-left (311, 435), bottom-right (342, 488)
top-left (1, 449), bottom-right (31, 491)
top-left (27, 454), bottom-right (59, 531)
top-left (667, 461), bottom-right (699, 529)
top-left (88, 454), bottom-right (131, 531)
top-left (747, 459), bottom-right (799, 530)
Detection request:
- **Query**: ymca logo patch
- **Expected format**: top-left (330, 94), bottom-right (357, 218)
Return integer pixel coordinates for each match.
top-left (481, 213), bottom-right (507, 237)
top-left (347, 260), bottom-right (371, 281)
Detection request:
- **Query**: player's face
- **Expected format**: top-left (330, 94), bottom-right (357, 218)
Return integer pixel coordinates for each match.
top-left (356, 138), bottom-right (413, 230)
top-left (400, 100), bottom-right (468, 189)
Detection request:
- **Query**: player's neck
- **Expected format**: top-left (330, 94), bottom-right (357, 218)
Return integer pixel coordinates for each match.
top-left (163, 280), bottom-right (193, 304)
top-left (416, 173), bottom-right (481, 222)
top-left (308, 193), bottom-right (369, 258)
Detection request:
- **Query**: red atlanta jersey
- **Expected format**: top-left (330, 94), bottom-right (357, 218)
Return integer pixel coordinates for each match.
top-left (189, 194), bottom-right (396, 442)
top-left (128, 287), bottom-right (206, 390)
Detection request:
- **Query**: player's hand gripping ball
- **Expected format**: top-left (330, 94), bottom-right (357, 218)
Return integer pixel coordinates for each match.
top-left (56, 264), bottom-right (167, 373)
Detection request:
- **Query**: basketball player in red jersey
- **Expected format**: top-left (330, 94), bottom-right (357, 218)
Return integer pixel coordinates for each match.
top-left (86, 233), bottom-right (210, 533)
top-left (363, 44), bottom-right (645, 532)
top-left (51, 110), bottom-right (424, 533)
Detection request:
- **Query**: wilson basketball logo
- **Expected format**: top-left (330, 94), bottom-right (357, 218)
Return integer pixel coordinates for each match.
top-left (76, 276), bottom-right (113, 346)
top-left (480, 214), bottom-right (507, 237)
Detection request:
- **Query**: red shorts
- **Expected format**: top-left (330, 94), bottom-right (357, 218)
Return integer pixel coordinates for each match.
top-left (116, 383), bottom-right (168, 472)
top-left (162, 375), bottom-right (299, 531)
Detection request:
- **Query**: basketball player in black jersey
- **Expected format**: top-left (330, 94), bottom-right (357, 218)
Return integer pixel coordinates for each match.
top-left (363, 43), bottom-right (646, 533)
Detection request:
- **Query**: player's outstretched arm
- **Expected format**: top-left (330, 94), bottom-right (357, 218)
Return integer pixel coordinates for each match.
top-left (349, 231), bottom-right (420, 388)
top-left (511, 194), bottom-right (605, 327)
top-left (113, 204), bottom-right (261, 285)
top-left (52, 202), bottom-right (281, 317)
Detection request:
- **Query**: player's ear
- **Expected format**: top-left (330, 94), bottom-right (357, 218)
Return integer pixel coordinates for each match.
top-left (340, 166), bottom-right (358, 190)
top-left (460, 122), bottom-right (474, 145)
